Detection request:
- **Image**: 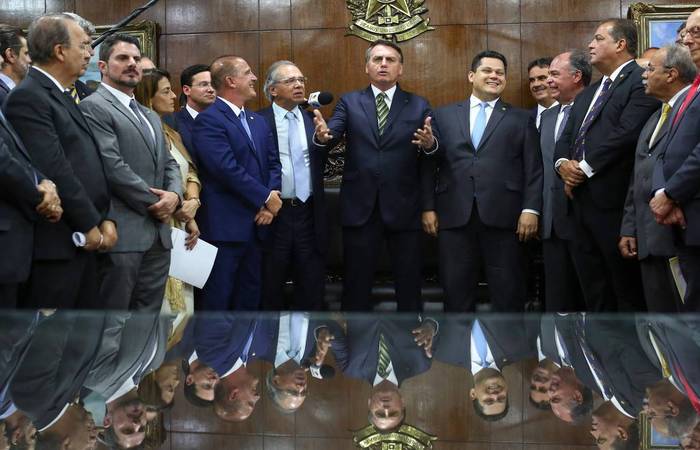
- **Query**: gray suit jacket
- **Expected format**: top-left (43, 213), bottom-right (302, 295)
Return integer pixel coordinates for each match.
top-left (80, 85), bottom-right (182, 252)
top-left (620, 106), bottom-right (676, 259)
top-left (539, 105), bottom-right (575, 240)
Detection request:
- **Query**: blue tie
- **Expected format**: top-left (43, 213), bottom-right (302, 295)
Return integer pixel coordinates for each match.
top-left (286, 111), bottom-right (311, 202)
top-left (239, 110), bottom-right (255, 148)
top-left (471, 102), bottom-right (488, 149)
top-left (287, 312), bottom-right (306, 360)
top-left (472, 319), bottom-right (489, 368)
top-left (241, 320), bottom-right (258, 366)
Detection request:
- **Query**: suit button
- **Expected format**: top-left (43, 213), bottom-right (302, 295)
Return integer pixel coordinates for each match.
top-left (251, 352), bottom-right (256, 356)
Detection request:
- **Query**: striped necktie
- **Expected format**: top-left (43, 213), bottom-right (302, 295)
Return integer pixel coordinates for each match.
top-left (573, 77), bottom-right (612, 160)
top-left (377, 333), bottom-right (391, 378)
top-left (376, 92), bottom-right (389, 135)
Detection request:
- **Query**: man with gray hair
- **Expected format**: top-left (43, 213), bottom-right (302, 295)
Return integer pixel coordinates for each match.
top-left (61, 12), bottom-right (95, 102)
top-left (258, 60), bottom-right (327, 310)
top-left (5, 13), bottom-right (114, 309)
top-left (620, 44), bottom-right (694, 311)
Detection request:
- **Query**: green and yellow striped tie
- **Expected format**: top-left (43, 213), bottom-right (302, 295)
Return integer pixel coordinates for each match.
top-left (377, 333), bottom-right (391, 378)
top-left (376, 92), bottom-right (389, 135)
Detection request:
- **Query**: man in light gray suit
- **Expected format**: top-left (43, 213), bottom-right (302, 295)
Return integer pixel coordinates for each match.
top-left (619, 44), bottom-right (693, 311)
top-left (80, 33), bottom-right (182, 311)
top-left (539, 50), bottom-right (590, 311)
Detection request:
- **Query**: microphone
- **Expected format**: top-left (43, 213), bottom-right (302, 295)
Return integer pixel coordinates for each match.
top-left (302, 358), bottom-right (336, 379)
top-left (301, 91), bottom-right (334, 109)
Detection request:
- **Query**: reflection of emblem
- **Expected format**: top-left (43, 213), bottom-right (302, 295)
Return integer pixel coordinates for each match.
top-left (346, 0), bottom-right (434, 42)
top-left (353, 424), bottom-right (437, 449)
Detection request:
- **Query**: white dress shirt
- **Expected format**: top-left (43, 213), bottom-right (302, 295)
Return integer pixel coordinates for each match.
top-left (31, 66), bottom-right (66, 91)
top-left (0, 72), bottom-right (16, 90)
top-left (272, 103), bottom-right (311, 200)
top-left (554, 101), bottom-right (573, 140)
top-left (536, 101), bottom-right (558, 129)
top-left (185, 104), bottom-right (199, 120)
top-left (373, 359), bottom-right (399, 386)
top-left (101, 82), bottom-right (156, 143)
top-left (274, 312), bottom-right (309, 368)
top-left (470, 319), bottom-right (498, 375)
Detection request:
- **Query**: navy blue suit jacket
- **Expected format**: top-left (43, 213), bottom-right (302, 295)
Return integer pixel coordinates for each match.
top-left (191, 98), bottom-right (281, 243)
top-left (326, 85), bottom-right (434, 230)
top-left (258, 106), bottom-right (328, 252)
top-left (194, 314), bottom-right (276, 376)
top-left (653, 88), bottom-right (700, 246)
top-left (173, 108), bottom-right (196, 154)
top-left (0, 78), bottom-right (10, 108)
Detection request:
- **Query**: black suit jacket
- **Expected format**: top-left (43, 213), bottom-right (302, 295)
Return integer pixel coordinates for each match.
top-left (5, 68), bottom-right (110, 259)
top-left (554, 62), bottom-right (660, 210)
top-left (620, 106), bottom-right (677, 258)
top-left (425, 98), bottom-right (543, 229)
top-left (0, 114), bottom-right (43, 283)
top-left (433, 316), bottom-right (538, 369)
top-left (258, 105), bottom-right (328, 252)
top-left (332, 317), bottom-right (432, 386)
top-left (173, 108), bottom-right (196, 155)
top-left (0, 78), bottom-right (10, 108)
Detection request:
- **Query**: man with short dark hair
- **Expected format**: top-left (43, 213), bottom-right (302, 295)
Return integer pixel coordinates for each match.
top-left (590, 402), bottom-right (639, 450)
top-left (650, 7), bottom-right (700, 310)
top-left (620, 44), bottom-right (694, 311)
top-left (173, 64), bottom-right (215, 153)
top-left (80, 32), bottom-right (182, 310)
top-left (527, 57), bottom-right (556, 129)
top-left (555, 19), bottom-right (659, 311)
top-left (0, 25), bottom-right (30, 105)
top-left (5, 13), bottom-right (114, 309)
top-left (259, 60), bottom-right (328, 310)
top-left (423, 50), bottom-right (543, 312)
top-left (313, 39), bottom-right (437, 311)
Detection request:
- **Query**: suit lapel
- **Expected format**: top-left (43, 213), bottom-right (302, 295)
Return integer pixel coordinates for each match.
top-left (359, 87), bottom-right (380, 143)
top-left (98, 86), bottom-right (156, 157)
top-left (645, 109), bottom-right (665, 152)
top-left (666, 88), bottom-right (699, 143)
top-left (0, 113), bottom-right (32, 161)
top-left (141, 107), bottom-right (162, 164)
top-left (218, 100), bottom-right (258, 157)
top-left (478, 99), bottom-right (507, 150)
top-left (383, 86), bottom-right (408, 136)
top-left (245, 111), bottom-right (265, 169)
top-left (48, 80), bottom-right (94, 137)
top-left (456, 101), bottom-right (474, 149)
top-left (587, 63), bottom-right (636, 129)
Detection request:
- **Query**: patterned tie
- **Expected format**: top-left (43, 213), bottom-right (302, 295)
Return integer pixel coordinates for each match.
top-left (555, 104), bottom-right (572, 143)
top-left (376, 92), bottom-right (389, 135)
top-left (672, 75), bottom-right (700, 127)
top-left (472, 319), bottom-right (489, 368)
top-left (471, 102), bottom-right (488, 149)
top-left (573, 317), bottom-right (613, 399)
top-left (377, 333), bottom-right (391, 378)
top-left (285, 111), bottom-right (311, 202)
top-left (572, 77), bottom-right (613, 160)
top-left (238, 109), bottom-right (255, 148)
top-left (67, 85), bottom-right (80, 104)
top-left (649, 103), bottom-right (672, 147)
top-left (672, 359), bottom-right (700, 414)
top-left (128, 99), bottom-right (155, 148)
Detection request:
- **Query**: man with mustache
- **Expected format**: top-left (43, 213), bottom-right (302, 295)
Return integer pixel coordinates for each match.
top-left (5, 13), bottom-right (113, 309)
top-left (80, 33), bottom-right (182, 310)
top-left (527, 57), bottom-right (557, 129)
top-left (422, 50), bottom-right (543, 312)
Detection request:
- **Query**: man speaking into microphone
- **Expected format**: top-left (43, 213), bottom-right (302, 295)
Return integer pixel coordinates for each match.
top-left (259, 61), bottom-right (329, 310)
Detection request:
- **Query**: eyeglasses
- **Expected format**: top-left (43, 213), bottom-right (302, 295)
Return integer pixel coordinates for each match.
top-left (192, 81), bottom-right (213, 88)
top-left (684, 26), bottom-right (700, 39)
top-left (644, 64), bottom-right (673, 73)
top-left (276, 76), bottom-right (307, 85)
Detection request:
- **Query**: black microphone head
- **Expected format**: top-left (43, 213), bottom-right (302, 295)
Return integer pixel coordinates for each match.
top-left (319, 364), bottom-right (335, 379)
top-left (317, 92), bottom-right (334, 105)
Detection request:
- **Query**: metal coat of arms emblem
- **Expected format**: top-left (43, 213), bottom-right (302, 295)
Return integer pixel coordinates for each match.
top-left (353, 424), bottom-right (437, 449)
top-left (346, 0), bottom-right (434, 42)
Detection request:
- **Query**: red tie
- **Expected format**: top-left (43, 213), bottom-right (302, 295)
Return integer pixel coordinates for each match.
top-left (672, 74), bottom-right (700, 127)
top-left (674, 361), bottom-right (700, 414)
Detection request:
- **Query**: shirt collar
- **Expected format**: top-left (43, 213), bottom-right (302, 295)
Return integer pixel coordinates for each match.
top-left (218, 96), bottom-right (244, 117)
top-left (185, 104), bottom-right (199, 119)
top-left (272, 101), bottom-right (300, 121)
top-left (0, 72), bottom-right (15, 90)
top-left (469, 94), bottom-right (499, 109)
top-left (222, 358), bottom-right (244, 378)
top-left (669, 84), bottom-right (692, 107)
top-left (604, 59), bottom-right (635, 84)
top-left (101, 82), bottom-right (136, 110)
top-left (31, 66), bottom-right (67, 91)
top-left (371, 84), bottom-right (397, 102)
top-left (538, 101), bottom-right (558, 115)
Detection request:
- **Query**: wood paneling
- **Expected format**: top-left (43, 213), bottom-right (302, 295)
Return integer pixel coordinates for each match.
top-left (46, 0), bottom-right (75, 13)
top-left (487, 24), bottom-right (522, 105)
top-left (427, 0), bottom-right (487, 26)
top-left (260, 0), bottom-right (291, 30)
top-left (521, 0), bottom-right (619, 23)
top-left (166, 0), bottom-right (258, 34)
top-left (75, 0), bottom-right (166, 32)
top-left (291, 0), bottom-right (349, 29)
top-left (0, 0), bottom-right (45, 26)
top-left (259, 30), bottom-right (293, 108)
top-left (488, 0), bottom-right (520, 24)
top-left (170, 433), bottom-right (263, 449)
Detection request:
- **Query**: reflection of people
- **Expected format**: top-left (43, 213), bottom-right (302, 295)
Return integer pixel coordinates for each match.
top-left (590, 401), bottom-right (639, 450)
top-left (433, 317), bottom-right (537, 421)
top-left (332, 317), bottom-right (435, 431)
top-left (645, 379), bottom-right (699, 440)
top-left (34, 404), bottom-right (97, 450)
top-left (529, 358), bottom-right (558, 410)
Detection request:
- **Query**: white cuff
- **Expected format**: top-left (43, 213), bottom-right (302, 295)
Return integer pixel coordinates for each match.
top-left (422, 138), bottom-right (439, 155)
top-left (579, 159), bottom-right (595, 177)
top-left (654, 188), bottom-right (665, 197)
top-left (522, 209), bottom-right (540, 216)
top-left (312, 132), bottom-right (328, 147)
top-left (554, 158), bottom-right (568, 174)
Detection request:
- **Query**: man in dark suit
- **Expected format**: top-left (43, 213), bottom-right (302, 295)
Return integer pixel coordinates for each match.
top-left (620, 45), bottom-right (693, 312)
top-left (191, 55), bottom-right (282, 311)
top-left (61, 13), bottom-right (96, 103)
top-left (313, 39), bottom-right (437, 311)
top-left (81, 33), bottom-right (182, 311)
top-left (434, 316), bottom-right (537, 421)
top-left (194, 313), bottom-right (277, 421)
top-left (538, 50), bottom-right (591, 311)
top-left (0, 25), bottom-right (30, 107)
top-left (258, 60), bottom-right (328, 310)
top-left (331, 316), bottom-right (436, 431)
top-left (650, 8), bottom-right (700, 311)
top-left (5, 13), bottom-right (115, 309)
top-left (423, 50), bottom-right (543, 312)
top-left (555, 19), bottom-right (660, 311)
top-left (172, 64), bottom-right (215, 153)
